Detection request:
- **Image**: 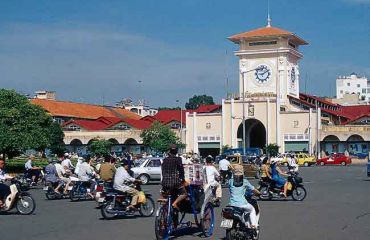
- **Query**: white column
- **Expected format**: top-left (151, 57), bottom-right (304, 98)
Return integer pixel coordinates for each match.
top-left (193, 112), bottom-right (198, 154)
top-left (230, 98), bottom-right (235, 148)
top-left (308, 108), bottom-right (312, 155)
top-left (266, 98), bottom-right (270, 145)
top-left (185, 112), bottom-right (190, 152)
top-left (316, 108), bottom-right (321, 158)
top-left (221, 99), bottom-right (226, 152)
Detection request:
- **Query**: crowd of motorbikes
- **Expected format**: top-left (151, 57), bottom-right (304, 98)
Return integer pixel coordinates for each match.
top-left (1, 155), bottom-right (307, 240)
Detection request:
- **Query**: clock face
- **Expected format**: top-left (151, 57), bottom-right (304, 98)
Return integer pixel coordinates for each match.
top-left (291, 67), bottom-right (296, 84)
top-left (254, 65), bottom-right (271, 84)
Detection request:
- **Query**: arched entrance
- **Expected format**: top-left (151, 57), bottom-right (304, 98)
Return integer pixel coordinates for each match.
top-left (237, 119), bottom-right (266, 149)
top-left (69, 139), bottom-right (85, 155)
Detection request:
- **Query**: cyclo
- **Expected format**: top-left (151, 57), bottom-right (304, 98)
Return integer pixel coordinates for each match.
top-left (154, 165), bottom-right (215, 239)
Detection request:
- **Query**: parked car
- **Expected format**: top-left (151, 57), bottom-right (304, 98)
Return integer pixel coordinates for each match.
top-left (131, 158), bottom-right (163, 184)
top-left (367, 158), bottom-right (370, 177)
top-left (352, 152), bottom-right (368, 159)
top-left (317, 153), bottom-right (351, 166)
top-left (296, 153), bottom-right (316, 167)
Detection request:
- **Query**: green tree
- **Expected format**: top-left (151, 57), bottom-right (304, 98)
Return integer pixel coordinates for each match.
top-left (157, 107), bottom-right (181, 111)
top-left (0, 89), bottom-right (63, 160)
top-left (88, 138), bottom-right (112, 157)
top-left (47, 121), bottom-right (66, 156)
top-left (140, 121), bottom-right (184, 153)
top-left (264, 143), bottom-right (280, 157)
top-left (221, 144), bottom-right (231, 154)
top-left (185, 95), bottom-right (214, 110)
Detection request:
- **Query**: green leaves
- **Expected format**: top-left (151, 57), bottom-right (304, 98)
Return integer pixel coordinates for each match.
top-left (264, 143), bottom-right (280, 157)
top-left (88, 138), bottom-right (112, 157)
top-left (185, 94), bottom-right (214, 110)
top-left (140, 121), bottom-right (184, 154)
top-left (0, 89), bottom-right (64, 159)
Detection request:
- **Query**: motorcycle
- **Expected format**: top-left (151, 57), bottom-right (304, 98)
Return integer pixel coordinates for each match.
top-left (221, 193), bottom-right (260, 240)
top-left (43, 180), bottom-right (73, 200)
top-left (258, 172), bottom-right (307, 201)
top-left (0, 178), bottom-right (36, 215)
top-left (69, 177), bottom-right (95, 202)
top-left (95, 180), bottom-right (113, 207)
top-left (100, 183), bottom-right (155, 220)
top-left (18, 170), bottom-right (45, 190)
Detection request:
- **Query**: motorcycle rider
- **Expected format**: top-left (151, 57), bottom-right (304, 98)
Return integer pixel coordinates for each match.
top-left (24, 154), bottom-right (42, 185)
top-left (98, 156), bottom-right (116, 182)
top-left (229, 166), bottom-right (260, 233)
top-left (77, 155), bottom-right (96, 197)
top-left (203, 155), bottom-right (222, 204)
top-left (160, 144), bottom-right (187, 210)
top-left (62, 153), bottom-right (74, 173)
top-left (0, 158), bottom-right (13, 208)
top-left (44, 159), bottom-right (63, 193)
top-left (260, 157), bottom-right (272, 183)
top-left (219, 156), bottom-right (232, 184)
top-left (270, 158), bottom-right (289, 198)
top-left (287, 154), bottom-right (299, 173)
top-left (113, 160), bottom-right (141, 210)
top-left (55, 157), bottom-right (72, 194)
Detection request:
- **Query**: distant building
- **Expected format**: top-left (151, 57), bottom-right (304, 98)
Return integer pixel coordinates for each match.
top-left (116, 98), bottom-right (158, 117)
top-left (336, 73), bottom-right (369, 102)
top-left (34, 90), bottom-right (56, 100)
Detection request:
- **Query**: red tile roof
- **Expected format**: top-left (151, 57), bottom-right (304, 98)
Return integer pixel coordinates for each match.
top-left (62, 116), bottom-right (152, 131)
top-left (228, 26), bottom-right (308, 45)
top-left (31, 99), bottom-right (141, 120)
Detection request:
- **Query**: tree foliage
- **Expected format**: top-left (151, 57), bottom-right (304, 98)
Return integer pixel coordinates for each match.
top-left (157, 107), bottom-right (181, 111)
top-left (0, 89), bottom-right (64, 159)
top-left (88, 138), bottom-right (112, 157)
top-left (264, 143), bottom-right (280, 157)
top-left (185, 95), bottom-right (214, 110)
top-left (140, 121), bottom-right (184, 153)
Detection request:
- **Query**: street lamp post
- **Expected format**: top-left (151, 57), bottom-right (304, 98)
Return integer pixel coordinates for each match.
top-left (176, 100), bottom-right (182, 151)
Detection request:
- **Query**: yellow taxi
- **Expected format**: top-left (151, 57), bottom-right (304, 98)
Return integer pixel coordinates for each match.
top-left (296, 153), bottom-right (316, 166)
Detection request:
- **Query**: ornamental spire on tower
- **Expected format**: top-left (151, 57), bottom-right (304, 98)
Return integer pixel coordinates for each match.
top-left (267, 0), bottom-right (271, 27)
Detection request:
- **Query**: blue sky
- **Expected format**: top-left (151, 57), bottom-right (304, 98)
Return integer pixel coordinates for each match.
top-left (0, 0), bottom-right (369, 107)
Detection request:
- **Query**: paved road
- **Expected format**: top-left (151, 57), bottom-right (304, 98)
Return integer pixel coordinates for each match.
top-left (1, 165), bottom-right (370, 240)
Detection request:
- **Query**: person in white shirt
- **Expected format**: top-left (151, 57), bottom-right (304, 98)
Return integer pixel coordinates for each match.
top-left (24, 155), bottom-right (42, 185)
top-left (218, 157), bottom-right (232, 184)
top-left (0, 158), bottom-right (13, 207)
top-left (55, 158), bottom-right (72, 194)
top-left (113, 161), bottom-right (141, 210)
top-left (62, 153), bottom-right (74, 172)
top-left (287, 154), bottom-right (299, 173)
top-left (203, 156), bottom-right (222, 203)
top-left (74, 157), bottom-right (83, 176)
top-left (77, 156), bottom-right (96, 196)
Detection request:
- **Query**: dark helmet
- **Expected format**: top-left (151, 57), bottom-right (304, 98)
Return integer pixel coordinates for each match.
top-left (169, 144), bottom-right (178, 155)
top-left (205, 155), bottom-right (213, 163)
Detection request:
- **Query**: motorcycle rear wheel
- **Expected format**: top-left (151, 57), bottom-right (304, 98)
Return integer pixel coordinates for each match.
top-left (139, 196), bottom-right (155, 217)
top-left (101, 201), bottom-right (117, 220)
top-left (69, 188), bottom-right (80, 202)
top-left (16, 195), bottom-right (36, 215)
top-left (291, 186), bottom-right (307, 201)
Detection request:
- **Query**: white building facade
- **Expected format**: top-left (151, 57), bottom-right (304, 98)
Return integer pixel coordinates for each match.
top-left (336, 73), bottom-right (369, 102)
top-left (186, 22), bottom-right (321, 157)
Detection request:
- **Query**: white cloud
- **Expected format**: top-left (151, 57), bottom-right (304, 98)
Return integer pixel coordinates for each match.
top-left (0, 23), bottom-right (235, 106)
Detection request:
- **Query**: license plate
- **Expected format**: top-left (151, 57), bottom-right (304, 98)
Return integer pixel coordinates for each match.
top-left (68, 186), bottom-right (73, 191)
top-left (43, 186), bottom-right (49, 191)
top-left (220, 219), bottom-right (233, 229)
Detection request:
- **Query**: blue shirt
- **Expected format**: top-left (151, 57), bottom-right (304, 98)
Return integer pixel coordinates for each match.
top-left (228, 178), bottom-right (255, 207)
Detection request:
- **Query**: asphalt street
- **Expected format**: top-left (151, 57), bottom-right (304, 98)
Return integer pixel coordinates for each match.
top-left (1, 165), bottom-right (370, 240)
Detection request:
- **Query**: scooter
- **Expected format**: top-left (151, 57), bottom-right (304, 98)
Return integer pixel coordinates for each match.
top-left (258, 172), bottom-right (307, 201)
top-left (0, 178), bottom-right (36, 215)
top-left (100, 183), bottom-right (155, 220)
top-left (69, 177), bottom-right (95, 202)
top-left (43, 180), bottom-right (73, 200)
top-left (221, 191), bottom-right (260, 240)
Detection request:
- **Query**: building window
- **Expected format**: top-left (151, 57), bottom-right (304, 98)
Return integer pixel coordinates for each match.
top-left (116, 124), bottom-right (130, 130)
top-left (357, 84), bottom-right (361, 88)
top-left (206, 123), bottom-right (211, 129)
top-left (249, 41), bottom-right (277, 46)
top-left (170, 122), bottom-right (181, 129)
top-left (68, 125), bottom-right (80, 131)
top-left (340, 90), bottom-right (343, 94)
top-left (362, 89), bottom-right (367, 94)
top-left (347, 83), bottom-right (350, 86)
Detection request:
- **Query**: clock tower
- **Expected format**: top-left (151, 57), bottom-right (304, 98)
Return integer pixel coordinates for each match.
top-left (228, 22), bottom-right (308, 105)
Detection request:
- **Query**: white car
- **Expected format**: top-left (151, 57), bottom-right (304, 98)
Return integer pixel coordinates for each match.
top-left (131, 158), bottom-right (162, 184)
